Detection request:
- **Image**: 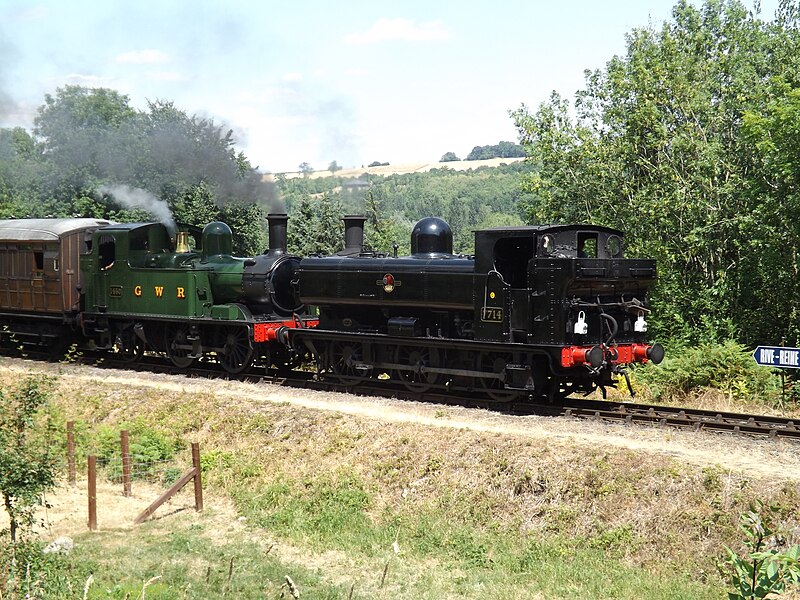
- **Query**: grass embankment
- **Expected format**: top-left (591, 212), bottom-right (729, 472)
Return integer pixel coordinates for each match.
top-left (3, 362), bottom-right (800, 599)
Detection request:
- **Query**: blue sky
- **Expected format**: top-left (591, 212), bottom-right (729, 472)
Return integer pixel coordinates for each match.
top-left (0, 0), bottom-right (778, 173)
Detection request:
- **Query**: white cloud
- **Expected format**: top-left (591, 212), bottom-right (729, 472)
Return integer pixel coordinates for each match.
top-left (146, 71), bottom-right (187, 82)
top-left (0, 5), bottom-right (47, 23)
top-left (282, 72), bottom-right (303, 82)
top-left (115, 49), bottom-right (171, 65)
top-left (344, 18), bottom-right (451, 45)
top-left (63, 73), bottom-right (108, 85)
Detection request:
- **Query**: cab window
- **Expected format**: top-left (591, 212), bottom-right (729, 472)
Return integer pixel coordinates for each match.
top-left (577, 233), bottom-right (597, 258)
top-left (98, 235), bottom-right (116, 270)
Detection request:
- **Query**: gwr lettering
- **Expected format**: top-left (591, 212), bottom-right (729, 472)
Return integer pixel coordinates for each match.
top-left (177, 287), bottom-right (185, 299)
top-left (154, 286), bottom-right (164, 298)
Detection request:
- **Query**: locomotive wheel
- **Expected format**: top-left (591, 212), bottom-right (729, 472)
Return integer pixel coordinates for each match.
top-left (165, 324), bottom-right (196, 369)
top-left (329, 342), bottom-right (363, 386)
top-left (477, 352), bottom-right (523, 402)
top-left (395, 346), bottom-right (440, 392)
top-left (113, 329), bottom-right (144, 363)
top-left (218, 326), bottom-right (254, 375)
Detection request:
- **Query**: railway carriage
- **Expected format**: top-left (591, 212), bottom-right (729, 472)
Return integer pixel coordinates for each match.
top-left (0, 218), bottom-right (110, 352)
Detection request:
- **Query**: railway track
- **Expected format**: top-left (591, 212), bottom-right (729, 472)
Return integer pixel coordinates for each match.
top-left (317, 379), bottom-right (800, 442)
top-left (509, 398), bottom-right (800, 441)
top-left (7, 350), bottom-right (800, 442)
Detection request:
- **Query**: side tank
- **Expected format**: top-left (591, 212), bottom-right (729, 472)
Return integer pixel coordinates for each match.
top-left (297, 217), bottom-right (475, 312)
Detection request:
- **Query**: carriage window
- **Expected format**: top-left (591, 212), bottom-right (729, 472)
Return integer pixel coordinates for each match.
top-left (98, 235), bottom-right (116, 270)
top-left (577, 233), bottom-right (597, 258)
top-left (34, 251), bottom-right (44, 270)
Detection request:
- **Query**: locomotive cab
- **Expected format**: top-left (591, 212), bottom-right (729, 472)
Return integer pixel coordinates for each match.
top-left (473, 226), bottom-right (538, 343)
top-left (473, 224), bottom-right (655, 345)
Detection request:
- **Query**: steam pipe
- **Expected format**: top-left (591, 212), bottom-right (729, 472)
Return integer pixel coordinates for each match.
top-left (599, 312), bottom-right (618, 345)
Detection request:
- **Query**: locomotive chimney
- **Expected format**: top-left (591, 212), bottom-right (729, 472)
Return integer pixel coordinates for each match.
top-left (342, 215), bottom-right (366, 255)
top-left (267, 213), bottom-right (288, 256)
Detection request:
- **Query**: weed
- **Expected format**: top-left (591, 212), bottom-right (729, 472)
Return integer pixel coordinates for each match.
top-left (723, 500), bottom-right (800, 599)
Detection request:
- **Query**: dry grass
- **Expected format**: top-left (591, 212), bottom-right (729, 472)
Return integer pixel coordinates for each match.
top-left (271, 157), bottom-right (527, 180)
top-left (2, 357), bottom-right (800, 598)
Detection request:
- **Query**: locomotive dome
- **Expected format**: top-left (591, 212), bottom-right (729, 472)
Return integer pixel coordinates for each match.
top-left (411, 217), bottom-right (453, 256)
top-left (202, 221), bottom-right (233, 257)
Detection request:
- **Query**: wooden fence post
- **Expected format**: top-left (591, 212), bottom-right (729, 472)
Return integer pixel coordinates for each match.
top-left (192, 442), bottom-right (203, 512)
top-left (67, 421), bottom-right (76, 486)
top-left (88, 455), bottom-right (97, 531)
top-left (121, 430), bottom-right (131, 497)
top-left (133, 443), bottom-right (203, 525)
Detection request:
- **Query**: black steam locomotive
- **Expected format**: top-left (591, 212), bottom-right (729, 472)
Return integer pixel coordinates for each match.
top-left (0, 214), bottom-right (662, 401)
top-left (285, 216), bottom-right (663, 400)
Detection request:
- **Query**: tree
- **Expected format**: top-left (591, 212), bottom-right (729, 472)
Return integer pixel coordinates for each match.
top-left (363, 188), bottom-right (411, 255)
top-left (0, 376), bottom-right (58, 543)
top-left (286, 193), bottom-right (343, 256)
top-left (277, 161), bottom-right (533, 256)
top-left (298, 162), bottom-right (314, 177)
top-left (512, 0), bottom-right (800, 345)
top-left (439, 152), bottom-right (460, 162)
top-left (20, 87), bottom-right (272, 220)
top-left (220, 202), bottom-right (267, 256)
top-left (465, 142), bottom-right (525, 161)
top-left (328, 160), bottom-right (342, 174)
top-left (33, 85), bottom-right (143, 191)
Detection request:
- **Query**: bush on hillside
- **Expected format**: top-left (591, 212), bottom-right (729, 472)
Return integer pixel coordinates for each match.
top-left (635, 340), bottom-right (781, 404)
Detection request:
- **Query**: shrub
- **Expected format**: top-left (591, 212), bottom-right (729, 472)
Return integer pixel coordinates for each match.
top-left (90, 420), bottom-right (182, 483)
top-left (0, 375), bottom-right (59, 542)
top-left (635, 340), bottom-right (781, 404)
top-left (723, 500), bottom-right (800, 599)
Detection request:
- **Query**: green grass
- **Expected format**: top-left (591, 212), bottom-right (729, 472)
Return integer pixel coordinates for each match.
top-left (46, 519), bottom-right (349, 599)
top-left (228, 470), bottom-right (718, 599)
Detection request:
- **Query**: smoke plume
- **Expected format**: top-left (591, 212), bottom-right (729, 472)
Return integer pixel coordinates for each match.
top-left (97, 184), bottom-right (176, 232)
top-left (0, 31), bottom-right (18, 123)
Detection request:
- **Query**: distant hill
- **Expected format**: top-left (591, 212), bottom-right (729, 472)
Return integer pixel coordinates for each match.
top-left (269, 156), bottom-right (526, 180)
